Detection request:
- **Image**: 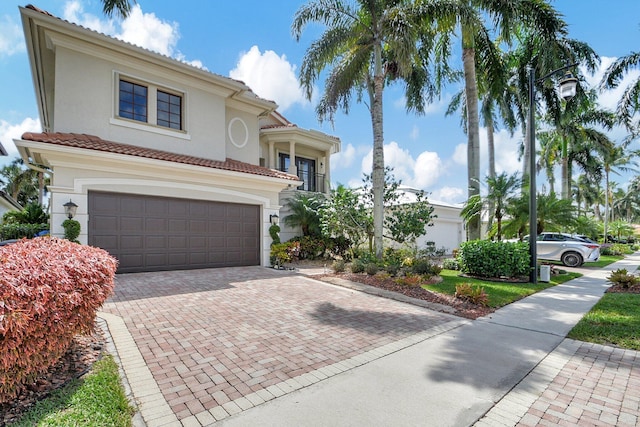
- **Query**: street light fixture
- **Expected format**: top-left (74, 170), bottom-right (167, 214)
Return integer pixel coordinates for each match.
top-left (528, 64), bottom-right (579, 284)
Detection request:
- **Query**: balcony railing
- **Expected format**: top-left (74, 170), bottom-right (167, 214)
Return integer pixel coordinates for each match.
top-left (280, 169), bottom-right (326, 193)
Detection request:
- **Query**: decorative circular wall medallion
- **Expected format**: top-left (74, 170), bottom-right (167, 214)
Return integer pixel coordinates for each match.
top-left (228, 117), bottom-right (248, 148)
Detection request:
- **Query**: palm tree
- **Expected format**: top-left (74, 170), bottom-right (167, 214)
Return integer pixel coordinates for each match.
top-left (422, 1), bottom-right (575, 240)
top-left (600, 50), bottom-right (640, 134)
top-left (100, 0), bottom-right (134, 18)
top-left (504, 26), bottom-right (599, 186)
top-left (537, 92), bottom-right (615, 200)
top-left (600, 144), bottom-right (639, 238)
top-left (0, 158), bottom-right (47, 207)
top-left (503, 192), bottom-right (576, 238)
top-left (283, 193), bottom-right (325, 237)
top-left (292, 0), bottom-right (436, 258)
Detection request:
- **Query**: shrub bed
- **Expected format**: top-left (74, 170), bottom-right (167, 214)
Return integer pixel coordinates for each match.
top-left (0, 237), bottom-right (118, 403)
top-left (458, 240), bottom-right (529, 279)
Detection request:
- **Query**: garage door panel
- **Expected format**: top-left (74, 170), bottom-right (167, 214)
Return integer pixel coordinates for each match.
top-left (121, 235), bottom-right (144, 249)
top-left (121, 217), bottom-right (144, 231)
top-left (89, 191), bottom-right (260, 273)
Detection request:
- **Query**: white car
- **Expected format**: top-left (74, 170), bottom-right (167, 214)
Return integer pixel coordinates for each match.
top-left (529, 232), bottom-right (600, 267)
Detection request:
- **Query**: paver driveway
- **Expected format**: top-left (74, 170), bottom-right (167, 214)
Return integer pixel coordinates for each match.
top-left (101, 267), bottom-right (461, 424)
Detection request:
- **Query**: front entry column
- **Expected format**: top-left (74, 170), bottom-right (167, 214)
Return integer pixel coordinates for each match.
top-left (288, 141), bottom-right (297, 176)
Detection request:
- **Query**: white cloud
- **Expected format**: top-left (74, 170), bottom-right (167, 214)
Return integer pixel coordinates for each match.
top-left (331, 143), bottom-right (356, 169)
top-left (117, 5), bottom-right (178, 57)
top-left (431, 186), bottom-right (465, 204)
top-left (0, 15), bottom-right (25, 57)
top-left (360, 141), bottom-right (445, 190)
top-left (229, 46), bottom-right (308, 111)
top-left (452, 143), bottom-right (466, 165)
top-left (63, 0), bottom-right (116, 35)
top-left (479, 127), bottom-right (522, 177)
top-left (0, 117), bottom-right (42, 164)
top-left (62, 1), bottom-right (203, 66)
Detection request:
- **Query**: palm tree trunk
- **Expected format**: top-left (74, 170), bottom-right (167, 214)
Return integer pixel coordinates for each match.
top-left (486, 123), bottom-right (496, 236)
top-left (561, 137), bottom-right (569, 199)
top-left (604, 170), bottom-right (610, 240)
top-left (38, 171), bottom-right (44, 205)
top-left (371, 43), bottom-right (385, 258)
top-left (462, 39), bottom-right (481, 240)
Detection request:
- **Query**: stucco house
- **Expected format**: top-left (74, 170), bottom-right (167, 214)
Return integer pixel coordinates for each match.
top-left (0, 190), bottom-right (22, 218)
top-left (15, 5), bottom-right (339, 273)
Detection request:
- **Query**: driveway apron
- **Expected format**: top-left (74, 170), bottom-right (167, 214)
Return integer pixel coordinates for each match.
top-left (100, 267), bottom-right (463, 426)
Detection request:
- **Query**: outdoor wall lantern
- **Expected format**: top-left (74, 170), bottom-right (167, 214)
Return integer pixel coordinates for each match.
top-left (528, 63), bottom-right (578, 284)
top-left (63, 199), bottom-right (78, 219)
top-left (269, 214), bottom-right (279, 226)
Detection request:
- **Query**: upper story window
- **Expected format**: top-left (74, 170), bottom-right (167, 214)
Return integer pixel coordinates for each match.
top-left (119, 80), bottom-right (148, 123)
top-left (116, 75), bottom-right (184, 132)
top-left (157, 90), bottom-right (182, 130)
top-left (279, 153), bottom-right (324, 192)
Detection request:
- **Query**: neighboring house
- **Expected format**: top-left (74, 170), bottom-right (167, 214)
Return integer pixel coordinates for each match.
top-left (15, 5), bottom-right (339, 273)
top-left (0, 190), bottom-right (22, 218)
top-left (395, 187), bottom-right (465, 254)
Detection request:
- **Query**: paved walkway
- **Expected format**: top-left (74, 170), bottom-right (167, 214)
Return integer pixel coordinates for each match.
top-left (99, 254), bottom-right (640, 426)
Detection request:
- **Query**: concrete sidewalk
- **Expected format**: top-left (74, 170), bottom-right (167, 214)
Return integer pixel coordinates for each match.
top-left (217, 255), bottom-right (640, 427)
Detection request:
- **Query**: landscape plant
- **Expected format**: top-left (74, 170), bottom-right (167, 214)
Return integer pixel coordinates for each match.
top-left (457, 240), bottom-right (529, 279)
top-left (0, 237), bottom-right (117, 402)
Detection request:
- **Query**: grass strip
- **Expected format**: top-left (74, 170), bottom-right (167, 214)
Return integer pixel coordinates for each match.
top-left (14, 354), bottom-right (134, 427)
top-left (568, 293), bottom-right (640, 351)
top-left (425, 269), bottom-right (582, 308)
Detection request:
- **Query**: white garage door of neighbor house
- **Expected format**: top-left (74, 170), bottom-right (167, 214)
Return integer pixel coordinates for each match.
top-left (88, 191), bottom-right (260, 273)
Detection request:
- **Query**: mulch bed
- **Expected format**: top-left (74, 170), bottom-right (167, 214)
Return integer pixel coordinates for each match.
top-left (606, 283), bottom-right (640, 294)
top-left (317, 272), bottom-right (495, 320)
top-left (1, 330), bottom-right (106, 426)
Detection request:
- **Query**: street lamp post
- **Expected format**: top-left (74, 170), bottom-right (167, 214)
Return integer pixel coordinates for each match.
top-left (528, 64), bottom-right (578, 284)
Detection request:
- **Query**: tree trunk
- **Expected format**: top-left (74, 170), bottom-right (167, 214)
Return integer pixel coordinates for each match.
top-left (38, 171), bottom-right (44, 205)
top-left (604, 170), bottom-right (610, 240)
top-left (371, 43), bottom-right (385, 258)
top-left (462, 41), bottom-right (481, 240)
top-left (561, 136), bottom-right (569, 200)
top-left (486, 122), bottom-right (496, 236)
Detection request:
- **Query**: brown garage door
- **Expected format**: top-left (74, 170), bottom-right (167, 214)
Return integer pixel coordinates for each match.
top-left (88, 191), bottom-right (260, 273)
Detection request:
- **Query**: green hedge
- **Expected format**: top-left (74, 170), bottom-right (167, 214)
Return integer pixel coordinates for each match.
top-left (0, 223), bottom-right (49, 240)
top-left (458, 240), bottom-right (530, 279)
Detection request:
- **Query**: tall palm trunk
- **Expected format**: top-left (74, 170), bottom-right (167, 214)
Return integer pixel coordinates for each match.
top-left (371, 43), bottom-right (385, 258)
top-left (604, 168), bottom-right (610, 240)
top-left (561, 136), bottom-right (569, 200)
top-left (462, 36), bottom-right (481, 240)
top-left (486, 122), bottom-right (496, 236)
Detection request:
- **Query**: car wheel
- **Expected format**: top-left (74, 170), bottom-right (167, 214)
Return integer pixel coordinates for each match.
top-left (561, 251), bottom-right (583, 267)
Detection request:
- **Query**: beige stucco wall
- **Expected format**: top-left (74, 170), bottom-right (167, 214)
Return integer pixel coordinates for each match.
top-left (51, 46), bottom-right (260, 163)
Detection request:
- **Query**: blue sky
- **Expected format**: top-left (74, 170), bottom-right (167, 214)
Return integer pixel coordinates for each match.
top-left (1, 0), bottom-right (639, 204)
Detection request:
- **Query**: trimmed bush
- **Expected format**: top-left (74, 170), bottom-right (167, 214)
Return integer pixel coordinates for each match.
top-left (332, 259), bottom-right (346, 273)
top-left (458, 240), bottom-right (529, 279)
top-left (0, 223), bottom-right (48, 240)
top-left (411, 258), bottom-right (442, 276)
top-left (442, 258), bottom-right (460, 271)
top-left (0, 237), bottom-right (117, 403)
top-left (351, 259), bottom-right (365, 274)
top-left (365, 263), bottom-right (379, 275)
top-left (607, 269), bottom-right (638, 288)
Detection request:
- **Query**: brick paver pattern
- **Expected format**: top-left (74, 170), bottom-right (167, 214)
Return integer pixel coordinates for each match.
top-left (517, 342), bottom-right (640, 427)
top-left (102, 267), bottom-right (453, 421)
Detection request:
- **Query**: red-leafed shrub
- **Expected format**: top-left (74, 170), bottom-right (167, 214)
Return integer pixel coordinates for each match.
top-left (0, 237), bottom-right (117, 403)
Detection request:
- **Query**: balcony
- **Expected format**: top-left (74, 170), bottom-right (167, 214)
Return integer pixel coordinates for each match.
top-left (280, 168), bottom-right (326, 193)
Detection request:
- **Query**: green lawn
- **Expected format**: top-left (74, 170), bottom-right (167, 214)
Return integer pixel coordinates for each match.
top-left (14, 354), bottom-right (134, 427)
top-left (568, 293), bottom-right (640, 351)
top-left (425, 269), bottom-right (582, 308)
top-left (545, 254), bottom-right (623, 269)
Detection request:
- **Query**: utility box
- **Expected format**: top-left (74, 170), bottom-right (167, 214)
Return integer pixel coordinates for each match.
top-left (540, 265), bottom-right (551, 283)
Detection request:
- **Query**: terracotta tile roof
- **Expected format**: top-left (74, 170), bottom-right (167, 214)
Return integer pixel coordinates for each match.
top-left (21, 132), bottom-right (300, 182)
